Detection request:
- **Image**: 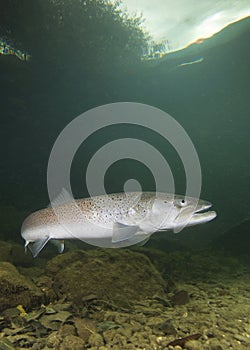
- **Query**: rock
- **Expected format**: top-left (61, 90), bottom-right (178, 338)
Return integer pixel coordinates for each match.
top-left (8, 242), bottom-right (35, 267)
top-left (185, 340), bottom-right (203, 350)
top-left (233, 334), bottom-right (250, 344)
top-left (88, 333), bottom-right (104, 347)
top-left (59, 324), bottom-right (76, 337)
top-left (0, 241), bottom-right (12, 261)
top-left (46, 250), bottom-right (86, 275)
top-left (74, 318), bottom-right (96, 342)
top-left (0, 240), bottom-right (36, 267)
top-left (33, 275), bottom-right (57, 302)
top-left (212, 219), bottom-right (250, 260)
top-left (157, 320), bottom-right (177, 336)
top-left (59, 335), bottom-right (85, 350)
top-left (46, 331), bottom-right (62, 348)
top-left (166, 334), bottom-right (202, 348)
top-left (1, 307), bottom-right (20, 318)
top-left (171, 290), bottom-right (190, 305)
top-left (39, 310), bottom-right (72, 330)
top-left (0, 262), bottom-right (44, 312)
top-left (46, 249), bottom-right (166, 306)
top-left (207, 338), bottom-right (224, 350)
top-left (0, 338), bottom-right (15, 350)
top-left (102, 329), bottom-right (116, 344)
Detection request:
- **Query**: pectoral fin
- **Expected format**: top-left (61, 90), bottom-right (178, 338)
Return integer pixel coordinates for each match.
top-left (27, 236), bottom-right (50, 257)
top-left (112, 222), bottom-right (140, 243)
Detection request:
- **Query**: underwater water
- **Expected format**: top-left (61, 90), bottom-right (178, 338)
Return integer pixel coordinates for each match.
top-left (0, 1), bottom-right (250, 349)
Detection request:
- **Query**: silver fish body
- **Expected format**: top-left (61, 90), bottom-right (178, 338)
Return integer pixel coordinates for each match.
top-left (21, 191), bottom-right (216, 257)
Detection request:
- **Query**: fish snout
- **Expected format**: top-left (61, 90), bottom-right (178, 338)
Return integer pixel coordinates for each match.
top-left (195, 200), bottom-right (212, 213)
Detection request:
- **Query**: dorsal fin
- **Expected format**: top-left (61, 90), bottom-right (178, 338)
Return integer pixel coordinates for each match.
top-left (49, 188), bottom-right (74, 207)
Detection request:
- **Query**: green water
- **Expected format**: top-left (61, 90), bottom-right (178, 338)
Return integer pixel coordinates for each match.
top-left (1, 1), bottom-right (250, 249)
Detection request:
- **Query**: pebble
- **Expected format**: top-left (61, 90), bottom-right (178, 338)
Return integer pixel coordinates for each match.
top-left (173, 345), bottom-right (182, 350)
top-left (185, 340), bottom-right (203, 350)
top-left (233, 334), bottom-right (250, 344)
top-left (59, 335), bottom-right (85, 350)
top-left (171, 290), bottom-right (190, 305)
top-left (46, 331), bottom-right (62, 348)
top-left (88, 333), bottom-right (104, 347)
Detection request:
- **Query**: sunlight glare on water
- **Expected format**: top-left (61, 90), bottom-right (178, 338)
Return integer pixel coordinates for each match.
top-left (114, 0), bottom-right (250, 51)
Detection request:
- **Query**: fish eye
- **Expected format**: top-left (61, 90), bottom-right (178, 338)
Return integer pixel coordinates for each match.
top-left (179, 199), bottom-right (186, 206)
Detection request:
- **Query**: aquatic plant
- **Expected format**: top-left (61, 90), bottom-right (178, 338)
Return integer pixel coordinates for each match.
top-left (0, 0), bottom-right (148, 73)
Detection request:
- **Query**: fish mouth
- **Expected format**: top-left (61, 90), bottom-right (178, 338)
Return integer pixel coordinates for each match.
top-left (191, 202), bottom-right (217, 223)
top-left (174, 201), bottom-right (216, 231)
top-left (195, 201), bottom-right (212, 213)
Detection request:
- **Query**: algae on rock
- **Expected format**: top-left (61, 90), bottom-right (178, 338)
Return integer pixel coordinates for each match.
top-left (46, 249), bottom-right (167, 306)
top-left (0, 261), bottom-right (44, 312)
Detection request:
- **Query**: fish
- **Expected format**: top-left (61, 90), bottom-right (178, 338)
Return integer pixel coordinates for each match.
top-left (21, 190), bottom-right (217, 257)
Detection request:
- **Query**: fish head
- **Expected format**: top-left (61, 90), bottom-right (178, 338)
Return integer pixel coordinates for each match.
top-left (150, 193), bottom-right (216, 233)
top-left (21, 212), bottom-right (44, 245)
